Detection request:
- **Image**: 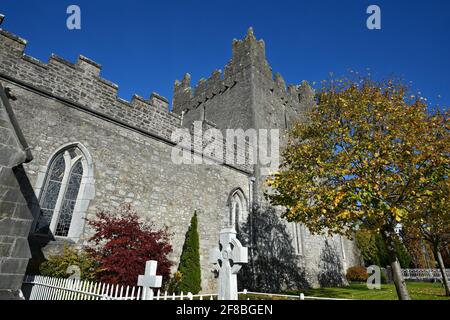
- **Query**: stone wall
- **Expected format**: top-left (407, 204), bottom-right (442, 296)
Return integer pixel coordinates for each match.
top-left (0, 29), bottom-right (180, 142)
top-left (0, 25), bottom-right (362, 293)
top-left (0, 83), bottom-right (34, 299)
top-left (171, 28), bottom-right (315, 204)
top-left (172, 28), bottom-right (362, 288)
top-left (0, 80), bottom-right (251, 292)
top-left (172, 28), bottom-right (311, 133)
top-left (0, 29), bottom-right (252, 174)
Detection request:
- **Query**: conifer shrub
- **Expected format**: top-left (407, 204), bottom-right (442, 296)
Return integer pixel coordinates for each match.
top-left (176, 211), bottom-right (201, 294)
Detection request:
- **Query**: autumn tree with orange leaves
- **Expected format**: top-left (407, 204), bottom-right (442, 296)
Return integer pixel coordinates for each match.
top-left (267, 76), bottom-right (449, 300)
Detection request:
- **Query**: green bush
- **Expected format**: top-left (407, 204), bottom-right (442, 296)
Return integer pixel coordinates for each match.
top-left (393, 239), bottom-right (412, 268)
top-left (176, 211), bottom-right (201, 294)
top-left (355, 230), bottom-right (412, 268)
top-left (374, 234), bottom-right (389, 266)
top-left (39, 245), bottom-right (99, 281)
top-left (346, 266), bottom-right (368, 282)
top-left (166, 271), bottom-right (183, 293)
top-left (355, 230), bottom-right (381, 266)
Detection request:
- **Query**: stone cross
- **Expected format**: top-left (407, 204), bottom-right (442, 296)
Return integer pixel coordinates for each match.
top-left (137, 260), bottom-right (162, 300)
top-left (210, 227), bottom-right (248, 300)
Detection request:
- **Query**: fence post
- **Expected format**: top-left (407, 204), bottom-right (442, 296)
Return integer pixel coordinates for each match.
top-left (300, 293), bottom-right (305, 300)
top-left (104, 283), bottom-right (110, 300)
top-left (119, 285), bottom-right (124, 300)
top-left (136, 287), bottom-right (141, 300)
top-left (124, 286), bottom-right (129, 300)
top-left (62, 278), bottom-right (69, 300)
top-left (115, 284), bottom-right (120, 299)
top-left (130, 286), bottom-right (135, 301)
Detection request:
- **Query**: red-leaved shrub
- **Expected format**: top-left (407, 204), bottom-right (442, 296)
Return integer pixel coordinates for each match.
top-left (87, 204), bottom-right (173, 286)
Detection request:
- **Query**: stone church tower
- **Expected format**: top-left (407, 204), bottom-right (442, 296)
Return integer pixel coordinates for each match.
top-left (0, 20), bottom-right (361, 296)
top-left (171, 28), bottom-right (361, 290)
top-left (172, 28), bottom-right (315, 203)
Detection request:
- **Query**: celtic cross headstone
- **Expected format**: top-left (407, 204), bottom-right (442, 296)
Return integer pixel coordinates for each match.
top-left (210, 227), bottom-right (248, 300)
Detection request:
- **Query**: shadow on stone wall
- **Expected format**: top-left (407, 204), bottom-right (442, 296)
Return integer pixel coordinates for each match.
top-left (317, 239), bottom-right (345, 287)
top-left (238, 204), bottom-right (309, 293)
top-left (13, 165), bottom-right (51, 275)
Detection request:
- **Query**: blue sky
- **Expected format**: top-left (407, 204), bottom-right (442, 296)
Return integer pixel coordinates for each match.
top-left (1, 0), bottom-right (449, 110)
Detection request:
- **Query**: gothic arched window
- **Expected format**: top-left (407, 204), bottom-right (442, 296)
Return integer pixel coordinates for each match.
top-left (34, 144), bottom-right (94, 239)
top-left (292, 223), bottom-right (304, 256)
top-left (229, 188), bottom-right (247, 233)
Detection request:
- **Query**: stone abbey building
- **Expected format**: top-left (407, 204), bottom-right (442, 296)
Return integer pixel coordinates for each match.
top-left (0, 23), bottom-right (361, 297)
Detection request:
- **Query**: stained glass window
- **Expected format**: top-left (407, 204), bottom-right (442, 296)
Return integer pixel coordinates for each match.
top-left (55, 160), bottom-right (83, 236)
top-left (35, 153), bottom-right (65, 234)
top-left (36, 147), bottom-right (85, 237)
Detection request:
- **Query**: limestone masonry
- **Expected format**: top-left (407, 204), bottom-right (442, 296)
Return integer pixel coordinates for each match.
top-left (0, 25), bottom-right (361, 296)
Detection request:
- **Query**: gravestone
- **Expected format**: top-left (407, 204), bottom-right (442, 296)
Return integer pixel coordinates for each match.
top-left (137, 260), bottom-right (162, 300)
top-left (210, 227), bottom-right (248, 300)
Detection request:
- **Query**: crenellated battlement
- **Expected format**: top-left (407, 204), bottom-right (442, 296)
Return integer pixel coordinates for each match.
top-left (172, 27), bottom-right (314, 124)
top-left (0, 23), bottom-right (311, 173)
top-left (0, 28), bottom-right (181, 140)
top-left (173, 68), bottom-right (237, 115)
top-left (0, 27), bottom-right (253, 173)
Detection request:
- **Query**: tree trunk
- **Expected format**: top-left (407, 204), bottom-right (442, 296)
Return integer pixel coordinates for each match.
top-left (435, 249), bottom-right (450, 296)
top-left (382, 230), bottom-right (411, 300)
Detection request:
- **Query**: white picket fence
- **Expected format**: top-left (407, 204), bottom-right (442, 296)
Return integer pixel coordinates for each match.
top-left (23, 275), bottom-right (346, 301)
top-left (23, 275), bottom-right (218, 300)
top-left (401, 269), bottom-right (450, 280)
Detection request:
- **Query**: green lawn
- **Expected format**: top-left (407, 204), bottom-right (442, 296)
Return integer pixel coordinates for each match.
top-left (240, 282), bottom-right (449, 300)
top-left (286, 281), bottom-right (449, 300)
